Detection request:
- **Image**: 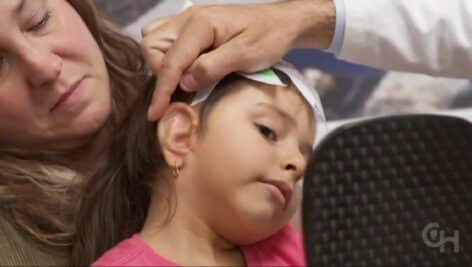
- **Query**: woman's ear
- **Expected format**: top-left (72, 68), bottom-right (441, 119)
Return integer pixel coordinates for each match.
top-left (158, 103), bottom-right (199, 168)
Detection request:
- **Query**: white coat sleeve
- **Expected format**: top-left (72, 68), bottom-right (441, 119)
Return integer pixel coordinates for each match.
top-left (338, 0), bottom-right (472, 78)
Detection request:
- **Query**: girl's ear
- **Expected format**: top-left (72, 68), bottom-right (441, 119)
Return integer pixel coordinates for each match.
top-left (157, 103), bottom-right (199, 168)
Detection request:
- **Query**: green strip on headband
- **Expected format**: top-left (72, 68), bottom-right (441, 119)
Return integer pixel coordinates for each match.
top-left (258, 70), bottom-right (276, 78)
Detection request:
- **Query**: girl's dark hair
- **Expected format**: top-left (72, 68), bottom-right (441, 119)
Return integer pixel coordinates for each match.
top-left (71, 74), bottom-right (241, 266)
top-left (71, 77), bottom-right (159, 266)
top-left (71, 71), bottom-right (298, 266)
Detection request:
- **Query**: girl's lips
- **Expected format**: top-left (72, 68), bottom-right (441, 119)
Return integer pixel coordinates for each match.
top-left (259, 178), bottom-right (293, 209)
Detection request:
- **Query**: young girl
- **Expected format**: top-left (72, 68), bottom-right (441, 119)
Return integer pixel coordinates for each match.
top-left (72, 62), bottom-right (325, 266)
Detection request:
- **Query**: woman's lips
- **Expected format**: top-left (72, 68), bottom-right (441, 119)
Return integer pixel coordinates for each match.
top-left (50, 78), bottom-right (84, 112)
top-left (259, 178), bottom-right (293, 209)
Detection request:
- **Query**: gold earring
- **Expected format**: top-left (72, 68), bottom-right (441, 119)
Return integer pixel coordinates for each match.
top-left (172, 161), bottom-right (181, 177)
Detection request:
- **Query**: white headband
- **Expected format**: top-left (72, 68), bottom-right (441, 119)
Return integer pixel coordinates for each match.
top-left (190, 61), bottom-right (327, 148)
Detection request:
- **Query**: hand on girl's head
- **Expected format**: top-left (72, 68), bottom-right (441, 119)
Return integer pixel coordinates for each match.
top-left (142, 2), bottom-right (316, 121)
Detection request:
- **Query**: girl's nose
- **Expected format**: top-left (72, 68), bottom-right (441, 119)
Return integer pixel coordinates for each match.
top-left (280, 145), bottom-right (307, 182)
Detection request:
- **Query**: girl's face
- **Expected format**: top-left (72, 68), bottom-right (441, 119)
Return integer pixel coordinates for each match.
top-left (0, 0), bottom-right (110, 151)
top-left (188, 81), bottom-right (315, 244)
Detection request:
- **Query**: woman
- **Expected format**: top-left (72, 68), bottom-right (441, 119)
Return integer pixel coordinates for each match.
top-left (0, 0), bottom-right (149, 264)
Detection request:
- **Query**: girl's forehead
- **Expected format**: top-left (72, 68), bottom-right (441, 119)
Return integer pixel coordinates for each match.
top-left (239, 82), bottom-right (312, 110)
top-left (201, 81), bottom-right (317, 148)
top-left (230, 83), bottom-right (315, 129)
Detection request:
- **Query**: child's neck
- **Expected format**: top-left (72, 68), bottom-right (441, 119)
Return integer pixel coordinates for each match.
top-left (140, 184), bottom-right (245, 266)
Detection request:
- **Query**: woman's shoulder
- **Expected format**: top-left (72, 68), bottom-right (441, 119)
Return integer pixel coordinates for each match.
top-left (0, 212), bottom-right (70, 266)
top-left (242, 224), bottom-right (307, 266)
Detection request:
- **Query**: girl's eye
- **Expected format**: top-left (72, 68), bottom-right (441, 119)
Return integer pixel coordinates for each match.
top-left (0, 55), bottom-right (5, 74)
top-left (29, 11), bottom-right (51, 31)
top-left (256, 124), bottom-right (277, 141)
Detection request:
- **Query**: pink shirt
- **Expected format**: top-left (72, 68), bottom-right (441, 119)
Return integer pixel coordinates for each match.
top-left (93, 225), bottom-right (306, 267)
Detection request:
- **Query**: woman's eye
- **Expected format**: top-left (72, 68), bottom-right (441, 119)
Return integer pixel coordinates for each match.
top-left (29, 11), bottom-right (51, 31)
top-left (256, 124), bottom-right (277, 141)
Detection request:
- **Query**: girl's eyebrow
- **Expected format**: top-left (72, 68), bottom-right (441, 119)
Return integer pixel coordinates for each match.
top-left (254, 102), bottom-right (295, 127)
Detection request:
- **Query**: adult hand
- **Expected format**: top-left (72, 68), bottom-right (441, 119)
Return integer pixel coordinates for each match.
top-left (142, 0), bottom-right (335, 121)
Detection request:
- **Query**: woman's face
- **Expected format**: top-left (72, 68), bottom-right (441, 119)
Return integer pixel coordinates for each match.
top-left (187, 81), bottom-right (315, 244)
top-left (0, 0), bottom-right (110, 151)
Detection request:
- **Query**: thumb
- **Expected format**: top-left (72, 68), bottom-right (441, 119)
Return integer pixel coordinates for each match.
top-left (179, 40), bottom-right (253, 92)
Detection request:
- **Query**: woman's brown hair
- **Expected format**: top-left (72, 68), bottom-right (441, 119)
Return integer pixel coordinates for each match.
top-left (72, 77), bottom-right (162, 266)
top-left (0, 0), bottom-right (149, 256)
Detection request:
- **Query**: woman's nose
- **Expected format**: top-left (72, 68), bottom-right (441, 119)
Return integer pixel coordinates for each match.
top-left (20, 46), bottom-right (62, 87)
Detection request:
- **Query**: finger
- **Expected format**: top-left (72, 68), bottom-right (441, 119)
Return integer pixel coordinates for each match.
top-left (147, 63), bottom-right (180, 121)
top-left (148, 19), bottom-right (216, 120)
top-left (141, 16), bottom-right (172, 37)
top-left (181, 36), bottom-right (267, 91)
top-left (141, 31), bottom-right (175, 74)
top-left (142, 48), bottom-right (165, 75)
top-left (163, 17), bottom-right (216, 74)
top-left (158, 19), bottom-right (218, 92)
top-left (142, 4), bottom-right (198, 36)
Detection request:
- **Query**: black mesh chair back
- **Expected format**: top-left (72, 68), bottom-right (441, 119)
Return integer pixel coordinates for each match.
top-left (303, 114), bottom-right (472, 267)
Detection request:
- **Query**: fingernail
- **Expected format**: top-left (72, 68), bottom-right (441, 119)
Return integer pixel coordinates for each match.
top-left (181, 73), bottom-right (197, 91)
top-left (147, 106), bottom-right (155, 121)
